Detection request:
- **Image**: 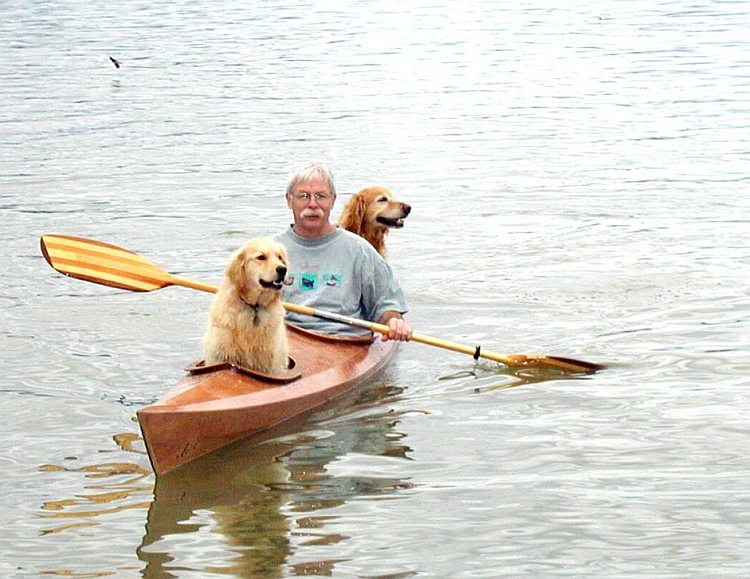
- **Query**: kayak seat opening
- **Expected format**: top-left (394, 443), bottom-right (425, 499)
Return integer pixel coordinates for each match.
top-left (185, 357), bottom-right (302, 384)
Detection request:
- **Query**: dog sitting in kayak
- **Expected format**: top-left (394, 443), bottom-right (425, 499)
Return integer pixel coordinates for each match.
top-left (339, 186), bottom-right (411, 257)
top-left (203, 238), bottom-right (290, 375)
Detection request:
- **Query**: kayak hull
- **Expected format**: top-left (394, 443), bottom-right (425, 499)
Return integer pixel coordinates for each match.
top-left (137, 326), bottom-right (396, 475)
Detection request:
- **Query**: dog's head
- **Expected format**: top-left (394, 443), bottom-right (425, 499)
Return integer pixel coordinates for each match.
top-left (225, 238), bottom-right (289, 306)
top-left (343, 186), bottom-right (411, 233)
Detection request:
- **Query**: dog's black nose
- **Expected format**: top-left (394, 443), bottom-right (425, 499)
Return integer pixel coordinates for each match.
top-left (402, 203), bottom-right (412, 216)
top-left (276, 265), bottom-right (288, 279)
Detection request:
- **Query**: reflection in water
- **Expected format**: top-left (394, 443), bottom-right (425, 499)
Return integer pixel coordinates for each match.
top-left (437, 359), bottom-right (597, 394)
top-left (38, 433), bottom-right (153, 537)
top-left (33, 355), bottom-right (585, 576)
top-left (139, 441), bottom-right (292, 579)
top-left (34, 431), bottom-right (153, 577)
top-left (138, 380), bottom-right (413, 579)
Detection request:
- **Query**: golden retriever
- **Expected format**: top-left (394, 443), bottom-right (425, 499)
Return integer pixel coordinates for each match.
top-left (339, 186), bottom-right (411, 257)
top-left (203, 238), bottom-right (290, 375)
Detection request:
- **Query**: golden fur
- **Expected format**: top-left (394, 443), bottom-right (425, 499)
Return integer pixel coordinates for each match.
top-left (203, 238), bottom-right (290, 374)
top-left (338, 186), bottom-right (411, 257)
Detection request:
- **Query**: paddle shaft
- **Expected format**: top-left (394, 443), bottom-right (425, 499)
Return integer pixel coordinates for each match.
top-left (141, 272), bottom-right (599, 373)
top-left (280, 303), bottom-right (533, 368)
top-left (40, 234), bottom-right (603, 373)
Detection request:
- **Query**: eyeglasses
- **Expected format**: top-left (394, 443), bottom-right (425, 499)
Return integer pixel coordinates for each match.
top-left (289, 191), bottom-right (335, 202)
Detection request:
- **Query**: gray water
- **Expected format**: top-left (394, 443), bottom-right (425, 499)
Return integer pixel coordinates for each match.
top-left (2, 1), bottom-right (750, 577)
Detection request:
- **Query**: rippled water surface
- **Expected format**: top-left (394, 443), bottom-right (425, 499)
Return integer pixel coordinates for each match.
top-left (2, 1), bottom-right (750, 577)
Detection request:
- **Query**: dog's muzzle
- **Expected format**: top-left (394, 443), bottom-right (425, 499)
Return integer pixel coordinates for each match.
top-left (260, 266), bottom-right (288, 290)
top-left (377, 203), bottom-right (411, 228)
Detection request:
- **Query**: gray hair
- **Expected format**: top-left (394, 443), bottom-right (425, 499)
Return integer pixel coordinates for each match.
top-left (285, 162), bottom-right (336, 197)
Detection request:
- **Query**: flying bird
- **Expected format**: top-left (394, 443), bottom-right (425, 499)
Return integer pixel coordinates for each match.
top-left (109, 57), bottom-right (121, 69)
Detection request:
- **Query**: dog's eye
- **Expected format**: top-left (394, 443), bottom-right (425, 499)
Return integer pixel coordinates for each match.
top-left (256, 253), bottom-right (267, 261)
top-left (377, 196), bottom-right (389, 203)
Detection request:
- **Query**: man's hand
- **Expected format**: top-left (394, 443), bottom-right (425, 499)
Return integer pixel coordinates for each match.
top-left (379, 313), bottom-right (412, 342)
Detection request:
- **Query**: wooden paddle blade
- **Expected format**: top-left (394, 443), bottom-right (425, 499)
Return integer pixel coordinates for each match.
top-left (542, 355), bottom-right (604, 373)
top-left (476, 351), bottom-right (602, 374)
top-left (40, 234), bottom-right (177, 292)
top-left (514, 354), bottom-right (604, 374)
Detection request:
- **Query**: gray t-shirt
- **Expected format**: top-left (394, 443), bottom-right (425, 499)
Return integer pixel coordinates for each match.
top-left (273, 226), bottom-right (408, 336)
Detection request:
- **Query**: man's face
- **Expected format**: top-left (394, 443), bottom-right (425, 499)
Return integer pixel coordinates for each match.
top-left (287, 175), bottom-right (336, 237)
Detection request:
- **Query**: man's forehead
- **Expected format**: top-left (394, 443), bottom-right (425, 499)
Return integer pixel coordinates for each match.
top-left (293, 177), bottom-right (331, 192)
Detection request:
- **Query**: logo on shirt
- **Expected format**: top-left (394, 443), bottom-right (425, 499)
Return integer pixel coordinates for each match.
top-left (324, 274), bottom-right (341, 287)
top-left (299, 274), bottom-right (317, 291)
top-left (295, 273), bottom-right (342, 291)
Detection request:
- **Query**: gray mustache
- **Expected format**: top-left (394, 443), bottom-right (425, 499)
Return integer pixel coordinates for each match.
top-left (300, 208), bottom-right (324, 218)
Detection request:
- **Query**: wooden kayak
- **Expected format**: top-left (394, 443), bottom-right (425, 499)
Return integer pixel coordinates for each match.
top-left (136, 324), bottom-right (397, 476)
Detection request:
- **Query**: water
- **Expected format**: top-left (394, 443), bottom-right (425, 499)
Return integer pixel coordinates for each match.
top-left (2, 0), bottom-right (750, 576)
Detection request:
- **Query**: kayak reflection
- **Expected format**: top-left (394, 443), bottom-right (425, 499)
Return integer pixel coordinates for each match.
top-left (137, 379), bottom-right (412, 579)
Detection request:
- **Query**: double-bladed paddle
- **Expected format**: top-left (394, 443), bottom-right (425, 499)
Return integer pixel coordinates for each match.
top-left (40, 234), bottom-right (603, 374)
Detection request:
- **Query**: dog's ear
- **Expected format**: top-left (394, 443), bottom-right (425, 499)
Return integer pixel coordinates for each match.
top-left (225, 246), bottom-right (248, 288)
top-left (341, 192), bottom-right (369, 235)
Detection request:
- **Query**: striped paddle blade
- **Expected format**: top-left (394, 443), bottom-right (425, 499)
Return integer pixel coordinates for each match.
top-left (40, 234), bottom-right (179, 292)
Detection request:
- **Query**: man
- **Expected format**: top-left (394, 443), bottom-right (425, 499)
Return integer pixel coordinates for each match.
top-left (273, 162), bottom-right (412, 342)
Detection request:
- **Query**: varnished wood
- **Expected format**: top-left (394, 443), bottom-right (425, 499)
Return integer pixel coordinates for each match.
top-left (40, 234), bottom-right (216, 292)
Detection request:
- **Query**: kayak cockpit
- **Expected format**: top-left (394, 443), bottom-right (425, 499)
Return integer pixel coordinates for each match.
top-left (185, 358), bottom-right (302, 384)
